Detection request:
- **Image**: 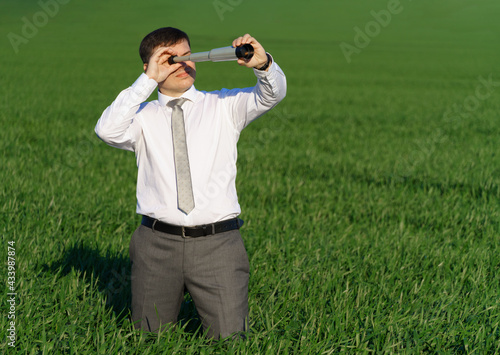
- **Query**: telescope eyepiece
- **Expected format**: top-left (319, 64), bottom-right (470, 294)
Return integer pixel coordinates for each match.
top-left (235, 44), bottom-right (254, 60)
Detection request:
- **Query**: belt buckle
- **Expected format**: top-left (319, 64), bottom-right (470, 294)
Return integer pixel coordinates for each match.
top-left (181, 226), bottom-right (187, 238)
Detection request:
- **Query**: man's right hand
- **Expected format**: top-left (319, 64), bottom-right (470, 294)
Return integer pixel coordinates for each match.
top-left (143, 46), bottom-right (181, 83)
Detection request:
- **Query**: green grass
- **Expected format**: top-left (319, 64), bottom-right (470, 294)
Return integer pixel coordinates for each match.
top-left (1, 0), bottom-right (500, 353)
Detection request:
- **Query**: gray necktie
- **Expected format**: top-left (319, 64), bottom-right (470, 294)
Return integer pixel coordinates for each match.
top-left (169, 98), bottom-right (195, 214)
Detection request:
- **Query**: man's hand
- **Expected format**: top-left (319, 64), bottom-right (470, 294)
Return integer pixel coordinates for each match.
top-left (144, 46), bottom-right (182, 83)
top-left (232, 34), bottom-right (270, 71)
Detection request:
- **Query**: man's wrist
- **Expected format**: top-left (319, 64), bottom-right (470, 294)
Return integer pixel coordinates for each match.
top-left (256, 53), bottom-right (272, 71)
top-left (133, 73), bottom-right (159, 98)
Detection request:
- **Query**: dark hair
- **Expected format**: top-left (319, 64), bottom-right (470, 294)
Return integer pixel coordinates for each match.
top-left (139, 27), bottom-right (190, 64)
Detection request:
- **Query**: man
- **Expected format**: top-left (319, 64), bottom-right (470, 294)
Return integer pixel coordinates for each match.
top-left (95, 27), bottom-right (286, 339)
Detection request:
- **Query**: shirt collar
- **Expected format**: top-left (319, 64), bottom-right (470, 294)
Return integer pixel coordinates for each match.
top-left (158, 85), bottom-right (198, 107)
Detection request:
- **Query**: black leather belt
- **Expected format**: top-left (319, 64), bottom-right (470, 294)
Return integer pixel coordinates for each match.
top-left (141, 216), bottom-right (243, 238)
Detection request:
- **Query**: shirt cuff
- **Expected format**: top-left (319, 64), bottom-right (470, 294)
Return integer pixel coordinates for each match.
top-left (253, 53), bottom-right (276, 78)
top-left (131, 73), bottom-right (158, 99)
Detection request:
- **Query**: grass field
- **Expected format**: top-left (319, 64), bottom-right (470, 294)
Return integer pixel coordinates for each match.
top-left (1, 0), bottom-right (500, 353)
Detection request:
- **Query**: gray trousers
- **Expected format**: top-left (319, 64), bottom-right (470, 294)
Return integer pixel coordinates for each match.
top-left (129, 223), bottom-right (249, 339)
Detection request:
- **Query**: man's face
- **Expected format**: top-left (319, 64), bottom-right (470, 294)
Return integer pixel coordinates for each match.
top-left (157, 39), bottom-right (196, 97)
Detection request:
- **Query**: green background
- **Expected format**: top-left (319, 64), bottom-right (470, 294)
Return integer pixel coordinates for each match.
top-left (1, 0), bottom-right (500, 353)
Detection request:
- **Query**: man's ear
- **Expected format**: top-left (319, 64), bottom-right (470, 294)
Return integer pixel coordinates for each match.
top-left (143, 63), bottom-right (148, 72)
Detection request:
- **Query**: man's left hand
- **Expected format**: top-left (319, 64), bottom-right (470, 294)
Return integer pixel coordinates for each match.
top-left (232, 34), bottom-right (270, 71)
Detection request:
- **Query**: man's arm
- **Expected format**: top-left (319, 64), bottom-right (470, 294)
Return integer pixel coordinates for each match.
top-left (228, 34), bottom-right (287, 130)
top-left (95, 47), bottom-right (182, 151)
top-left (94, 74), bottom-right (156, 151)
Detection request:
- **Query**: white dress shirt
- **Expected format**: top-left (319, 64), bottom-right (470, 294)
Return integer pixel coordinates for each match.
top-left (95, 59), bottom-right (287, 226)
